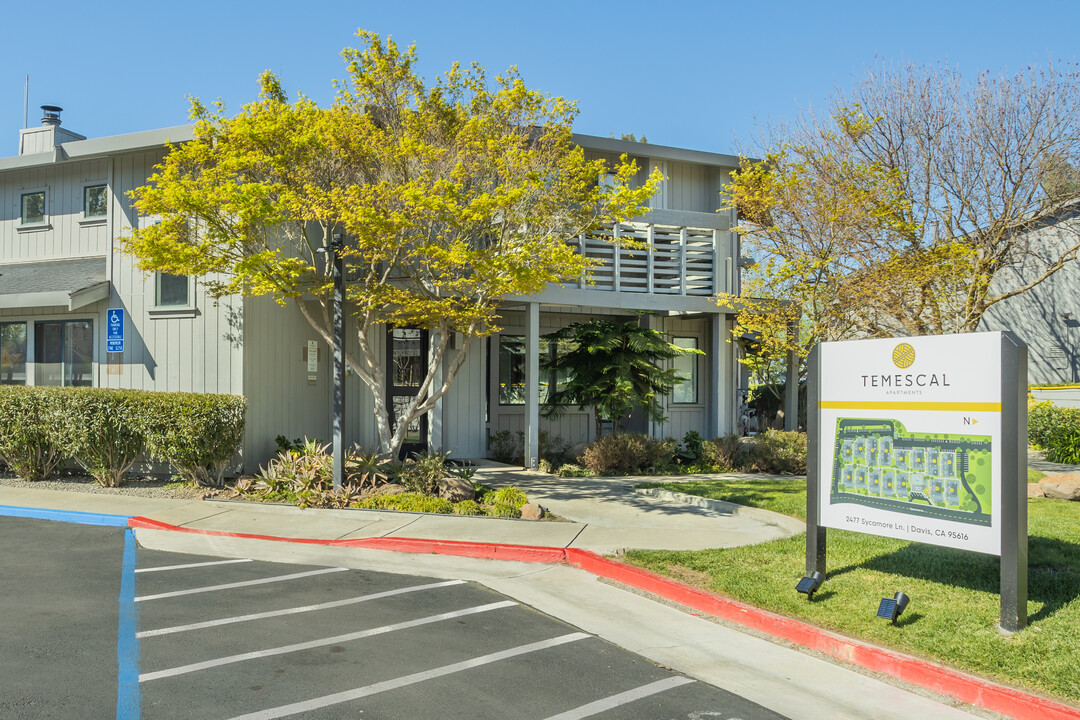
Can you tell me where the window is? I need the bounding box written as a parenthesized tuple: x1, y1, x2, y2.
(498, 335, 575, 405)
(83, 185, 108, 219)
(0, 322, 27, 385)
(671, 337, 699, 404)
(155, 272, 190, 307)
(34, 320, 93, 387)
(21, 191, 45, 225)
(499, 335, 527, 405)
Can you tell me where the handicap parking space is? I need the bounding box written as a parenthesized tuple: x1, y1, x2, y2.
(2, 514, 789, 719)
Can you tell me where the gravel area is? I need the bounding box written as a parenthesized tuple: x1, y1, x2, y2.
(0, 471, 211, 501)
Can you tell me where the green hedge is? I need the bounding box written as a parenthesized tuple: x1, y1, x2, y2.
(1029, 399, 1080, 464)
(0, 386, 245, 487)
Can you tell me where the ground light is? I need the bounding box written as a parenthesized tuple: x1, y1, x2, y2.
(877, 592, 910, 624)
(795, 571, 824, 600)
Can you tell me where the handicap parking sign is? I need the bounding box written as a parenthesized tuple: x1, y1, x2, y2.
(107, 308, 124, 353)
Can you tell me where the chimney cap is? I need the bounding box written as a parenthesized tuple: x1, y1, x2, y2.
(40, 105, 63, 126)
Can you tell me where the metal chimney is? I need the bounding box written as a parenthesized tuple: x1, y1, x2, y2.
(40, 105, 62, 126)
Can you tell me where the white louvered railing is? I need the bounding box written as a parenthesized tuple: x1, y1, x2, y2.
(564, 222, 722, 296)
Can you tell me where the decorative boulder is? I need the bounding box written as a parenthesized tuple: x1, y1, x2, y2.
(376, 483, 407, 496)
(1039, 473, 1080, 501)
(438, 476, 475, 503)
(1027, 483, 1046, 498)
(519, 503, 545, 520)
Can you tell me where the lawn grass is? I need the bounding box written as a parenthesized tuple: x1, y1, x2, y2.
(1029, 469, 1046, 483)
(627, 477, 1080, 705)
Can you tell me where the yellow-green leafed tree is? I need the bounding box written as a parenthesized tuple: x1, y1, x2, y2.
(126, 30, 658, 458)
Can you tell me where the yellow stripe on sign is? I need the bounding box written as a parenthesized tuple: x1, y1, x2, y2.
(820, 400, 1001, 412)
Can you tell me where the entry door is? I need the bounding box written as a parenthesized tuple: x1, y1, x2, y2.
(386, 328, 429, 458)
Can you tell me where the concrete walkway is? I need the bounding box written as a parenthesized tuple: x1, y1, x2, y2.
(1028, 449, 1080, 475)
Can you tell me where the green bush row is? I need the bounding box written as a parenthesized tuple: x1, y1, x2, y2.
(571, 429, 808, 476)
(0, 386, 245, 487)
(1029, 399, 1080, 464)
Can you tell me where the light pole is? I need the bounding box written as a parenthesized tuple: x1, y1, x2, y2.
(331, 233, 346, 490)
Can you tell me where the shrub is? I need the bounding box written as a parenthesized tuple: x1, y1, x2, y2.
(59, 388, 147, 487)
(579, 432, 675, 474)
(353, 493, 454, 514)
(0, 386, 66, 480)
(452, 500, 483, 515)
(1028, 399, 1059, 449)
(556, 463, 591, 477)
(702, 435, 743, 471)
(488, 430, 522, 465)
(140, 392, 246, 488)
(745, 429, 807, 474)
(1034, 403, 1080, 464)
(396, 450, 449, 495)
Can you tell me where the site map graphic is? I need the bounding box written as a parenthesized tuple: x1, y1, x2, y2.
(831, 418, 992, 526)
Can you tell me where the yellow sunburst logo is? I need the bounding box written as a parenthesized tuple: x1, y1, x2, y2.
(892, 342, 916, 369)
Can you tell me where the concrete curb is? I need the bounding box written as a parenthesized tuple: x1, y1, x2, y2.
(631, 487, 807, 536)
(126, 514, 1079, 720)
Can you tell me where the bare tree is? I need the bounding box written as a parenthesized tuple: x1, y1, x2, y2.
(728, 60, 1080, 360)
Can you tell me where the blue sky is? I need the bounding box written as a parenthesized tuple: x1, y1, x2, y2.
(3, 0, 1078, 156)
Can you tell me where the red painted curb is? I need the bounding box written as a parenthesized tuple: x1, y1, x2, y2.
(128, 515, 1080, 720)
(564, 549, 1080, 720)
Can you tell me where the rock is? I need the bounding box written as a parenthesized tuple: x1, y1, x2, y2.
(438, 476, 475, 502)
(1039, 473, 1080, 501)
(376, 483, 407, 496)
(1027, 483, 1046, 498)
(519, 502, 545, 520)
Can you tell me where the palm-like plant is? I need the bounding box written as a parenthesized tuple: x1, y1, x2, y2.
(541, 319, 702, 440)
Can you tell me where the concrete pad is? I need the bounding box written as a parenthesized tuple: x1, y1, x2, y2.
(569, 524, 787, 554)
(377, 513, 585, 547)
(0, 486, 196, 517)
(171, 505, 389, 540)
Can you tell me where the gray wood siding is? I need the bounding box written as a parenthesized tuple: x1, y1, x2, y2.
(979, 218, 1080, 385)
(440, 338, 486, 458)
(241, 295, 387, 469)
(666, 162, 729, 213)
(1, 158, 110, 261)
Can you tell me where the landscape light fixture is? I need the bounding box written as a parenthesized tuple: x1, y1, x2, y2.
(795, 571, 824, 600)
(876, 592, 910, 624)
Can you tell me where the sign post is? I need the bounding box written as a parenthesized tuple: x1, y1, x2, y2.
(106, 308, 125, 354)
(807, 332, 1027, 631)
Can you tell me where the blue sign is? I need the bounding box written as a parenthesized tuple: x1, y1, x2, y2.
(106, 308, 125, 353)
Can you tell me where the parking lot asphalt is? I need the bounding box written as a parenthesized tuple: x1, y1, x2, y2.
(2, 515, 790, 720)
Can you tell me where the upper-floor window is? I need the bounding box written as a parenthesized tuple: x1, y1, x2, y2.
(84, 185, 108, 219)
(21, 191, 45, 225)
(156, 272, 191, 308)
(671, 337, 699, 404)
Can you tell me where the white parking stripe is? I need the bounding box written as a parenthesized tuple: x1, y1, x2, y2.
(135, 558, 253, 574)
(136, 580, 465, 638)
(139, 600, 518, 682)
(226, 632, 590, 720)
(135, 567, 347, 602)
(542, 676, 696, 719)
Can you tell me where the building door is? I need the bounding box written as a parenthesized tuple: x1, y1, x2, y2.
(386, 328, 428, 458)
